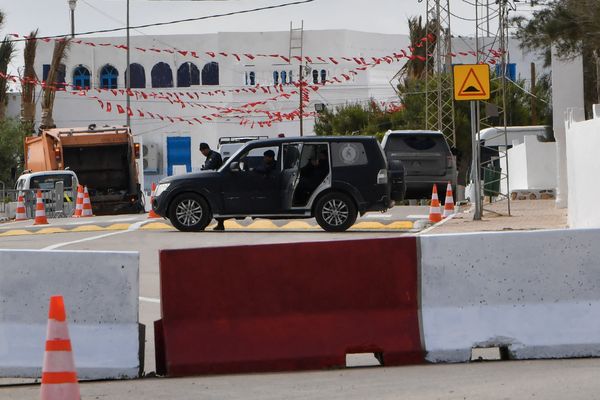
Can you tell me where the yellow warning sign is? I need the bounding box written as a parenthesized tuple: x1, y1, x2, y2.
(453, 64, 490, 101)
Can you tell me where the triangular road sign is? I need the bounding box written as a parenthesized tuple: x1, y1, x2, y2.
(453, 64, 490, 101)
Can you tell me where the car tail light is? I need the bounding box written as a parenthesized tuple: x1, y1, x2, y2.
(377, 169, 388, 184)
(134, 143, 141, 159)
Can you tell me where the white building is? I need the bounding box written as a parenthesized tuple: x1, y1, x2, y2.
(6, 29, 544, 190)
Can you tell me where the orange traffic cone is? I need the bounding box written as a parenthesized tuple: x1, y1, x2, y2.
(148, 182, 160, 219)
(15, 193, 27, 221)
(429, 184, 442, 223)
(81, 186, 94, 217)
(34, 190, 49, 225)
(443, 182, 455, 218)
(40, 296, 80, 400)
(72, 185, 84, 218)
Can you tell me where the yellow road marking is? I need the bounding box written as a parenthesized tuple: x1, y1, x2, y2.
(140, 222, 173, 230)
(70, 225, 105, 232)
(245, 220, 280, 230)
(280, 221, 314, 230)
(104, 223, 133, 231)
(0, 229, 34, 237)
(35, 227, 68, 235)
(385, 221, 414, 229)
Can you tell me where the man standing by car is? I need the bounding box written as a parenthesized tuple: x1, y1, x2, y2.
(199, 143, 223, 171)
(199, 142, 225, 231)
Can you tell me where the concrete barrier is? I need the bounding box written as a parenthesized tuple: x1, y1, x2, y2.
(420, 229, 600, 362)
(0, 249, 142, 380)
(155, 238, 423, 376)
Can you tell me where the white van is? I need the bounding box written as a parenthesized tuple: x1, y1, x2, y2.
(15, 170, 79, 191)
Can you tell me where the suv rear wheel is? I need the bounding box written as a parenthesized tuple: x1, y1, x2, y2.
(169, 193, 211, 232)
(315, 192, 357, 232)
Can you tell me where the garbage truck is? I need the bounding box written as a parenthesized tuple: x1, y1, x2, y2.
(24, 125, 144, 214)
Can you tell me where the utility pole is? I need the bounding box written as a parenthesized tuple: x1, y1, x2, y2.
(530, 62, 537, 125)
(126, 0, 131, 128)
(68, 0, 77, 38)
(299, 64, 304, 136)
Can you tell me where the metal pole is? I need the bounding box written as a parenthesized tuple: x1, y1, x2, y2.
(500, 0, 511, 216)
(299, 64, 304, 136)
(471, 101, 482, 220)
(70, 9, 75, 38)
(126, 0, 131, 128)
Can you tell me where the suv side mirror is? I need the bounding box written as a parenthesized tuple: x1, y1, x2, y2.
(230, 161, 240, 172)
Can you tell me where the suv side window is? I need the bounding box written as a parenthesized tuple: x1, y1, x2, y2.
(331, 142, 368, 167)
(238, 145, 280, 172)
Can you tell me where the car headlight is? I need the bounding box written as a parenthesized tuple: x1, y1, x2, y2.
(154, 183, 171, 198)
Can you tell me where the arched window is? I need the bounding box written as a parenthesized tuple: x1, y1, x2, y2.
(151, 62, 173, 88)
(43, 63, 67, 90)
(320, 69, 327, 84)
(272, 71, 279, 85)
(280, 71, 287, 84)
(312, 69, 319, 84)
(177, 62, 200, 87)
(100, 64, 118, 89)
(201, 62, 219, 85)
(72, 65, 90, 89)
(248, 71, 256, 86)
(126, 63, 146, 88)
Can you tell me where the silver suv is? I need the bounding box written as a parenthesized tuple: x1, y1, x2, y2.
(381, 130, 457, 200)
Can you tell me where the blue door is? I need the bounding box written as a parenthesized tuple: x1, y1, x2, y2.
(167, 136, 192, 176)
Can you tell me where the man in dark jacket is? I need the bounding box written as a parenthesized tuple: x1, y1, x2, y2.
(200, 143, 223, 171)
(199, 143, 225, 231)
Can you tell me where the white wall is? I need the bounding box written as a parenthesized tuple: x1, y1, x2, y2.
(565, 107, 600, 228)
(552, 48, 585, 208)
(507, 135, 557, 191)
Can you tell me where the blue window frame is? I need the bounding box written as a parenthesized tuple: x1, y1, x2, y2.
(320, 69, 327, 84)
(100, 65, 118, 89)
(247, 71, 256, 86)
(280, 71, 287, 84)
(273, 71, 279, 85)
(43, 63, 67, 89)
(73, 65, 91, 89)
(312, 69, 319, 84)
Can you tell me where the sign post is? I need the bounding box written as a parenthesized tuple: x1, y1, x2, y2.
(453, 64, 490, 220)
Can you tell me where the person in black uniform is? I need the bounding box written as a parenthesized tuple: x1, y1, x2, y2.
(199, 143, 223, 171)
(254, 150, 277, 175)
(199, 143, 225, 231)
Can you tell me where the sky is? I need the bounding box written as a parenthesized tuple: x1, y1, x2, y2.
(1, 0, 543, 74)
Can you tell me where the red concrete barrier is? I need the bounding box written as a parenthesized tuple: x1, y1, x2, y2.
(154, 237, 423, 376)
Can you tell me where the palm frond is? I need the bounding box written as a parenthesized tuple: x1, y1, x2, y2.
(41, 37, 70, 129)
(21, 29, 39, 129)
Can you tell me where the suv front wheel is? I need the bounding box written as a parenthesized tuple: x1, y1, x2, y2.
(168, 193, 212, 232)
(315, 192, 357, 232)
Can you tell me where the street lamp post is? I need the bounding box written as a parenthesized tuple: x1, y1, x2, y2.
(126, 0, 131, 127)
(68, 0, 77, 38)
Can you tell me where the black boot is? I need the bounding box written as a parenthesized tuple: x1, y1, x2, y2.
(214, 219, 225, 231)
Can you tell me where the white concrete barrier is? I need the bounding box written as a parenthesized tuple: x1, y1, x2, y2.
(0, 250, 141, 379)
(420, 229, 600, 362)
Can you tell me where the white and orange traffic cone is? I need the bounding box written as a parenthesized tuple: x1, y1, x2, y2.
(15, 193, 27, 221)
(40, 295, 80, 400)
(72, 185, 84, 218)
(33, 190, 49, 225)
(148, 182, 160, 219)
(429, 184, 442, 223)
(81, 186, 94, 217)
(443, 182, 455, 218)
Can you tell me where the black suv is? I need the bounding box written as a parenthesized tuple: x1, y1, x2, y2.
(381, 130, 457, 200)
(152, 136, 403, 232)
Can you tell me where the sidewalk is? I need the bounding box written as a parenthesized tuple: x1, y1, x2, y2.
(426, 199, 568, 234)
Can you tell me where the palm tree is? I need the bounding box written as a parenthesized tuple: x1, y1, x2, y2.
(400, 16, 437, 81)
(21, 30, 38, 132)
(40, 38, 70, 130)
(0, 37, 15, 121)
